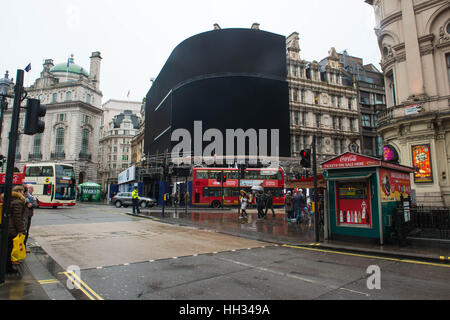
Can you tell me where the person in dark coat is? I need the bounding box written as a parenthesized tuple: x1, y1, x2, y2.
(23, 184, 38, 248)
(256, 192, 265, 218)
(284, 191, 294, 220)
(293, 191, 304, 222)
(4, 185, 27, 274)
(264, 191, 275, 218)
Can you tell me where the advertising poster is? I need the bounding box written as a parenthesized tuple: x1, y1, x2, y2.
(379, 168, 411, 202)
(336, 182, 371, 227)
(412, 144, 433, 183)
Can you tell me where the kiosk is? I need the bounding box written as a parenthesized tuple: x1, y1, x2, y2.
(321, 152, 413, 245)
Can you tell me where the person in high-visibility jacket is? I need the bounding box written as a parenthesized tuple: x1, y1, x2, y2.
(132, 186, 140, 215)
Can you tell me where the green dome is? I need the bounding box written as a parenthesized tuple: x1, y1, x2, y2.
(50, 57, 89, 77)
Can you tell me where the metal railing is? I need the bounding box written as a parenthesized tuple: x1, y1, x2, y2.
(394, 207, 450, 240)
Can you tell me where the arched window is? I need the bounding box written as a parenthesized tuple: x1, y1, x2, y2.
(66, 91, 72, 101)
(55, 127, 65, 154)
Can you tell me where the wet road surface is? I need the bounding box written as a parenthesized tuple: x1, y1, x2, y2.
(23, 203, 450, 300)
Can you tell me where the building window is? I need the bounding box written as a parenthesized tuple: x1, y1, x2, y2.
(33, 134, 41, 155)
(303, 136, 307, 149)
(350, 118, 355, 132)
(337, 96, 342, 108)
(55, 127, 65, 154)
(348, 98, 352, 110)
(295, 137, 300, 152)
(446, 53, 450, 86)
(331, 95, 335, 107)
(57, 113, 66, 122)
(299, 66, 304, 78)
(86, 94, 91, 104)
(317, 137, 322, 152)
(52, 93, 57, 103)
(294, 112, 299, 125)
(66, 91, 72, 101)
(339, 117, 343, 130)
(387, 71, 397, 106)
(124, 130, 130, 135)
(334, 139, 339, 154)
(340, 139, 345, 153)
(316, 114, 321, 128)
(361, 114, 371, 128)
(82, 114, 90, 124)
(314, 92, 319, 104)
(291, 65, 297, 77)
(81, 129, 89, 153)
(332, 117, 337, 129)
(301, 90, 305, 103)
(302, 112, 306, 126)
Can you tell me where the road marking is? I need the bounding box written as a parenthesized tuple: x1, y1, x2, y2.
(63, 271, 104, 301)
(282, 244, 450, 268)
(340, 287, 370, 297)
(38, 279, 59, 285)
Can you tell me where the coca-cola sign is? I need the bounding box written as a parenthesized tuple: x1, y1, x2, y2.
(340, 154, 357, 163)
(322, 153, 380, 169)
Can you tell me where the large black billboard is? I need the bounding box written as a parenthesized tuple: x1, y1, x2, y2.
(145, 28, 290, 159)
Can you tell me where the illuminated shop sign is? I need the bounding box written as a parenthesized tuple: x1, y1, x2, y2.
(412, 144, 433, 183)
(383, 145, 399, 163)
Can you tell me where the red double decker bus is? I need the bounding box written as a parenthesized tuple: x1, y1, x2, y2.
(192, 167, 285, 208)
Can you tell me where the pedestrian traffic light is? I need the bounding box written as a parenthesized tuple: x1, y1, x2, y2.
(24, 98, 46, 135)
(300, 149, 311, 168)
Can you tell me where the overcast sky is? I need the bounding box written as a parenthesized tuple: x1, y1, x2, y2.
(2, 0, 380, 103)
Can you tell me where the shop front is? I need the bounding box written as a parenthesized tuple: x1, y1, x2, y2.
(321, 152, 413, 245)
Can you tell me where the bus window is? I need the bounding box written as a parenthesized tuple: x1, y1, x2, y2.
(231, 171, 239, 179)
(224, 188, 239, 197)
(203, 187, 221, 197)
(209, 170, 222, 180)
(41, 166, 53, 176)
(196, 170, 209, 180)
(224, 171, 233, 180)
(245, 171, 259, 179)
(25, 166, 41, 177)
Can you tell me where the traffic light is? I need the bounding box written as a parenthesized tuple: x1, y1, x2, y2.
(300, 149, 311, 168)
(216, 173, 227, 183)
(24, 98, 46, 135)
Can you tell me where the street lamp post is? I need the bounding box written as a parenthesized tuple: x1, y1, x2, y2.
(0, 69, 25, 284)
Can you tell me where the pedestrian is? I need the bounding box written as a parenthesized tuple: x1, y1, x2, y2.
(256, 192, 265, 218)
(284, 191, 294, 221)
(184, 191, 190, 207)
(23, 184, 38, 249)
(239, 190, 249, 218)
(4, 185, 27, 275)
(264, 191, 275, 218)
(293, 190, 304, 222)
(131, 186, 140, 215)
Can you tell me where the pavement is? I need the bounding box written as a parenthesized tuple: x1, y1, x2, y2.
(1, 204, 449, 300)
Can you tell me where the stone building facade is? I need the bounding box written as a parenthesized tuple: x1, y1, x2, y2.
(287, 32, 361, 166)
(366, 0, 450, 206)
(0, 52, 103, 184)
(98, 100, 142, 189)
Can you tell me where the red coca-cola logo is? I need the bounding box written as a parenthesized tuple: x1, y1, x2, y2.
(340, 155, 357, 163)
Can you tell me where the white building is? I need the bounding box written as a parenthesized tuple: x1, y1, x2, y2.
(1, 52, 103, 183)
(98, 100, 142, 189)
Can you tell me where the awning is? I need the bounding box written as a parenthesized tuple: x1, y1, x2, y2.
(325, 173, 373, 181)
